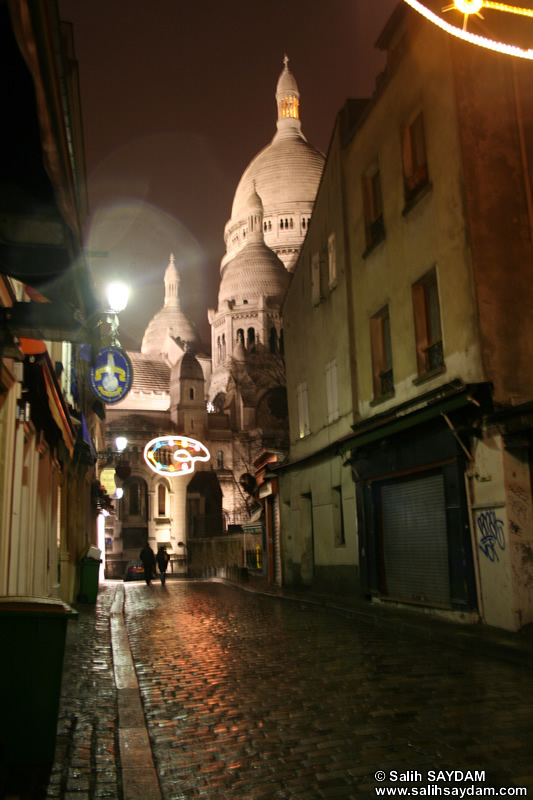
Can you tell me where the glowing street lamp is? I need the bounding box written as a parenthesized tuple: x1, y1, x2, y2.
(115, 436, 128, 453)
(106, 282, 130, 314)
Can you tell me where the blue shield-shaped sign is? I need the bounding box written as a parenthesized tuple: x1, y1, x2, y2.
(89, 346, 133, 405)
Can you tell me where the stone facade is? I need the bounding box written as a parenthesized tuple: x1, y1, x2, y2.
(102, 59, 325, 579)
(279, 4, 533, 630)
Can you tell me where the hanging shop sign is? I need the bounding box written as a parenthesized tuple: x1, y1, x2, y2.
(144, 435, 210, 477)
(99, 468, 117, 496)
(89, 346, 133, 405)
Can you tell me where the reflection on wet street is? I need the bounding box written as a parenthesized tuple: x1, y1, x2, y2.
(124, 581, 533, 799)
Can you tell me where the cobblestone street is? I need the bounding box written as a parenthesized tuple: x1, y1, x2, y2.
(123, 581, 533, 800)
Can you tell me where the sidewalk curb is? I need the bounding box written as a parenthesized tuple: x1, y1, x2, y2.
(214, 578, 533, 670)
(110, 585, 162, 800)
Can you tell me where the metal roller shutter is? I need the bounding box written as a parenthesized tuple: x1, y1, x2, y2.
(272, 495, 282, 586)
(381, 472, 450, 605)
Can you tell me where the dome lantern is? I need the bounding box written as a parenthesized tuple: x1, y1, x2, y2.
(276, 55, 301, 136)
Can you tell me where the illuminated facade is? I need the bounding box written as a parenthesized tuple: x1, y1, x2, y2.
(280, 2, 533, 630)
(102, 58, 325, 581)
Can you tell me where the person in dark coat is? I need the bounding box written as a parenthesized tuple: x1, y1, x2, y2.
(139, 543, 156, 585)
(156, 545, 170, 586)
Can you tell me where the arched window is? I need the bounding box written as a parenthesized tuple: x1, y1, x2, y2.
(157, 484, 166, 517)
(189, 387, 194, 400)
(269, 327, 277, 354)
(123, 478, 148, 523)
(247, 327, 255, 352)
(217, 450, 224, 469)
(237, 329, 244, 345)
(217, 336, 221, 363)
(222, 333, 226, 359)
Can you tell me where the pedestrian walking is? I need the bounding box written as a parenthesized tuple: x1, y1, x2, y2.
(156, 545, 170, 586)
(139, 542, 156, 585)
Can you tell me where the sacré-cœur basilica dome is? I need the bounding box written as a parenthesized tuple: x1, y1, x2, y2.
(223, 55, 325, 274)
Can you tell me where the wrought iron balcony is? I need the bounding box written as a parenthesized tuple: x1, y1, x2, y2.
(379, 369, 394, 396)
(424, 340, 444, 372)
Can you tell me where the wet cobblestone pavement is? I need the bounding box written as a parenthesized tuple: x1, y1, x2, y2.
(123, 581, 533, 800)
(2, 579, 533, 800)
(49, 583, 121, 800)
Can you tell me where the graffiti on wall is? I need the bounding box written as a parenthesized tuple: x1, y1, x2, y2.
(476, 510, 506, 562)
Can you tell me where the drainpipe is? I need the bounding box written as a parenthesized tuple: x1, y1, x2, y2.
(512, 61, 533, 241)
(464, 471, 485, 623)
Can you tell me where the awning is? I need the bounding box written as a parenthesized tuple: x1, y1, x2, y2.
(243, 506, 263, 533)
(21, 343, 75, 456)
(338, 382, 490, 455)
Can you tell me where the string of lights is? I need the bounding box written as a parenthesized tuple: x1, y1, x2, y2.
(403, 0, 533, 58)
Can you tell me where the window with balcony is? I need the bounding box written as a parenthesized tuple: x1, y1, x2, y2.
(412, 269, 444, 379)
(370, 306, 394, 399)
(363, 168, 385, 250)
(402, 112, 429, 204)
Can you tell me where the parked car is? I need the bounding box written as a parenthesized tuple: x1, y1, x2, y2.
(124, 560, 144, 581)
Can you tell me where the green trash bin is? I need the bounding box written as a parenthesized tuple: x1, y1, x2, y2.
(78, 557, 102, 603)
(0, 596, 78, 765)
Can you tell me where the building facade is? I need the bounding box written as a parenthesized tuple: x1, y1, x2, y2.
(279, 102, 368, 594)
(102, 59, 325, 582)
(279, 3, 533, 631)
(0, 2, 103, 604)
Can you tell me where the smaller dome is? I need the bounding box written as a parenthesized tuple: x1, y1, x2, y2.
(218, 240, 290, 309)
(175, 350, 204, 382)
(141, 254, 201, 357)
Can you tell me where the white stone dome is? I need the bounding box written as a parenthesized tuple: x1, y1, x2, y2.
(218, 189, 290, 308)
(141, 254, 201, 357)
(218, 240, 290, 309)
(223, 57, 325, 273)
(230, 137, 325, 226)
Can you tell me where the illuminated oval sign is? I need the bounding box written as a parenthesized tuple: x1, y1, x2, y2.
(144, 435, 210, 476)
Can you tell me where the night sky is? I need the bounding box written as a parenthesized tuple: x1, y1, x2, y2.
(58, 0, 399, 349)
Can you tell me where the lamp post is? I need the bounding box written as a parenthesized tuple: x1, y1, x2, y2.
(103, 281, 130, 348)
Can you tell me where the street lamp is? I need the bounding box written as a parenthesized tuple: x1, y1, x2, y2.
(103, 282, 130, 348)
(115, 436, 128, 453)
(96, 436, 129, 464)
(107, 282, 130, 314)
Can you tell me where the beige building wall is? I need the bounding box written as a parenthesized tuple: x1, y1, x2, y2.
(339, 6, 533, 630)
(280, 113, 362, 592)
(344, 25, 482, 420)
